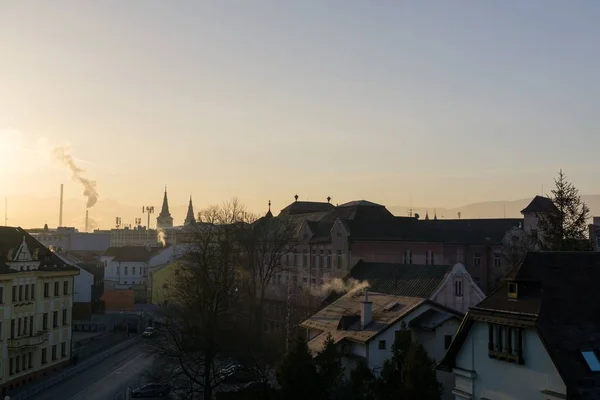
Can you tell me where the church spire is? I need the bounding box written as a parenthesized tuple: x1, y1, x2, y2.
(184, 195, 196, 225)
(156, 186, 174, 229)
(425, 209, 430, 220)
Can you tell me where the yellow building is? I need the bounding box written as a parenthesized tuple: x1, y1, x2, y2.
(150, 261, 179, 305)
(0, 227, 79, 396)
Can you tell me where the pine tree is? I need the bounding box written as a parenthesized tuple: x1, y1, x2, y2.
(374, 329, 412, 399)
(314, 333, 344, 397)
(537, 170, 591, 251)
(276, 338, 320, 400)
(401, 342, 443, 400)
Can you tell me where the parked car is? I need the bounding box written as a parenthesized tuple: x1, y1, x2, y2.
(131, 383, 170, 397)
(142, 326, 157, 337)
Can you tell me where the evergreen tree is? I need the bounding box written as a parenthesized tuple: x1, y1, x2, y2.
(401, 342, 443, 400)
(314, 333, 344, 397)
(374, 329, 412, 399)
(537, 170, 591, 251)
(276, 338, 320, 400)
(340, 360, 376, 400)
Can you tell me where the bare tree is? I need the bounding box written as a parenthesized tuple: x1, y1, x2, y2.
(237, 215, 299, 349)
(149, 200, 248, 400)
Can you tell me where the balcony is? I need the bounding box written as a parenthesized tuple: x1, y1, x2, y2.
(8, 331, 49, 350)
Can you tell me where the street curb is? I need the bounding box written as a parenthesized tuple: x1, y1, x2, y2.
(12, 336, 141, 400)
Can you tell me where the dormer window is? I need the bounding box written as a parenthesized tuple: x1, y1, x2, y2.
(507, 283, 518, 299)
(581, 350, 600, 372)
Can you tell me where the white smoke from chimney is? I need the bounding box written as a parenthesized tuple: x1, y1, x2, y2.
(309, 277, 369, 297)
(52, 146, 98, 208)
(158, 230, 167, 247)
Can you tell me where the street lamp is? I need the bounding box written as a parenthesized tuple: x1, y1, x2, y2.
(143, 206, 155, 229)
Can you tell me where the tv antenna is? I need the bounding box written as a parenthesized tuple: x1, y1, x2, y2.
(143, 206, 155, 229)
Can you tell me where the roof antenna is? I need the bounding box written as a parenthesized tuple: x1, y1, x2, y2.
(327, 196, 331, 203)
(294, 194, 298, 202)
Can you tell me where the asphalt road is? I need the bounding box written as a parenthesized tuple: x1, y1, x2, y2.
(32, 341, 155, 400)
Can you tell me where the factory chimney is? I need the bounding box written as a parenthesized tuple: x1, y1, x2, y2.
(59, 184, 64, 227)
(85, 209, 89, 233)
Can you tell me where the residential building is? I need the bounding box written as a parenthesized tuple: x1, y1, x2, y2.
(589, 217, 600, 251)
(101, 245, 174, 289)
(520, 195, 558, 244)
(149, 262, 177, 305)
(301, 289, 463, 399)
(28, 225, 110, 252)
(438, 252, 600, 400)
(0, 227, 79, 396)
(344, 261, 485, 314)
(51, 250, 104, 320)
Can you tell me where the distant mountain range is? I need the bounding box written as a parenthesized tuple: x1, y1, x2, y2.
(6, 195, 600, 231)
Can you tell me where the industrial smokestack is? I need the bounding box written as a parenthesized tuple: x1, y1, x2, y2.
(59, 184, 64, 227)
(85, 209, 89, 233)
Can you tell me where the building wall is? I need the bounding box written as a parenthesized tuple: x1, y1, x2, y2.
(350, 241, 445, 266)
(102, 259, 148, 287)
(453, 321, 566, 399)
(0, 271, 76, 394)
(73, 267, 93, 303)
(430, 264, 485, 314)
(151, 263, 179, 305)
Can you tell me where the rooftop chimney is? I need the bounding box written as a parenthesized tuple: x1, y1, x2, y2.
(85, 209, 89, 233)
(361, 289, 372, 329)
(59, 184, 64, 227)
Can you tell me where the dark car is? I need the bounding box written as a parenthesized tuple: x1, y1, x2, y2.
(131, 383, 170, 398)
(142, 326, 157, 338)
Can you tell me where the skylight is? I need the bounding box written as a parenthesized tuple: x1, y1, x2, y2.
(581, 351, 600, 372)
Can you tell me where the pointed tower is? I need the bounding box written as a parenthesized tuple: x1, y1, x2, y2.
(425, 209, 430, 220)
(434, 208, 438, 221)
(156, 186, 174, 229)
(265, 200, 273, 218)
(184, 195, 196, 225)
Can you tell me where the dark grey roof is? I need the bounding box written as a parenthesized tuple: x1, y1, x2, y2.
(338, 200, 383, 208)
(0, 226, 78, 273)
(278, 201, 335, 217)
(350, 261, 452, 298)
(521, 195, 558, 214)
(439, 252, 600, 399)
(103, 246, 166, 262)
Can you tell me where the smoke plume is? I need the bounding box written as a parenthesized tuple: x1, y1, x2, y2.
(52, 146, 98, 208)
(309, 277, 369, 297)
(158, 230, 167, 247)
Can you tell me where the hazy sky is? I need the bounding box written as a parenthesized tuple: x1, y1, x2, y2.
(1, 1, 600, 222)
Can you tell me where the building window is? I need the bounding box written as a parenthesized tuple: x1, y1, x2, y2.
(54, 282, 59, 296)
(24, 317, 28, 336)
(302, 250, 307, 267)
(327, 250, 332, 268)
(285, 253, 290, 266)
(337, 250, 342, 269)
(63, 281, 69, 295)
(29, 316, 33, 334)
(132, 267, 136, 275)
(44, 283, 49, 297)
(302, 277, 307, 283)
(124, 267, 128, 276)
(403, 250, 412, 264)
(52, 345, 57, 361)
(10, 319, 15, 339)
(378, 340, 387, 350)
(9, 358, 13, 375)
(53, 311, 58, 328)
(493, 253, 502, 268)
(488, 324, 524, 364)
(473, 254, 481, 267)
(61, 342, 67, 357)
(12, 286, 16, 302)
(28, 352, 32, 368)
(455, 280, 463, 297)
(0, 286, 3, 303)
(425, 251, 435, 265)
(444, 335, 453, 350)
(43, 313, 48, 330)
(319, 250, 324, 267)
(581, 351, 600, 372)
(507, 282, 518, 299)
(312, 251, 317, 267)
(62, 309, 68, 326)
(18, 285, 23, 301)
(293, 250, 298, 266)
(41, 348, 47, 364)
(31, 283, 35, 299)
(25, 284, 29, 300)
(116, 266, 120, 275)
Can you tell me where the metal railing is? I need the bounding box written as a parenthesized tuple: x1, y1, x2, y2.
(10, 336, 141, 400)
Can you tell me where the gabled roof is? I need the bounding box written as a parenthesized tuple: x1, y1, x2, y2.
(0, 226, 77, 274)
(302, 290, 462, 355)
(102, 246, 167, 262)
(438, 252, 600, 399)
(349, 261, 452, 298)
(521, 195, 558, 214)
